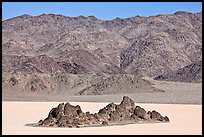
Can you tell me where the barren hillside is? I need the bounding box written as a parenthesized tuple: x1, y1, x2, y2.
(2, 11, 202, 95)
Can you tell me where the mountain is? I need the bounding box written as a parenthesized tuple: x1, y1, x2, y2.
(2, 11, 202, 95)
(154, 61, 202, 83)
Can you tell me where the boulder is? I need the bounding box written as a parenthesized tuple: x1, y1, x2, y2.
(64, 102, 80, 118)
(120, 96, 135, 112)
(109, 111, 121, 122)
(134, 106, 147, 119)
(102, 121, 109, 126)
(98, 102, 116, 114)
(130, 114, 139, 121)
(115, 104, 126, 112)
(48, 103, 65, 119)
(164, 116, 170, 122)
(148, 110, 166, 121)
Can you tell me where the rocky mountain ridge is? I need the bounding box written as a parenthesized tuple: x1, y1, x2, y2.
(2, 11, 202, 95)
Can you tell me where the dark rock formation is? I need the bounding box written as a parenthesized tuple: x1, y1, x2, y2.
(30, 96, 170, 128)
(134, 106, 148, 120)
(147, 110, 169, 122)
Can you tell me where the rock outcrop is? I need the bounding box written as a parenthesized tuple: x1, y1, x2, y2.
(28, 96, 170, 128)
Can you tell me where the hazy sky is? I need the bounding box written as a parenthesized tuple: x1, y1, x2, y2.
(2, 2, 202, 21)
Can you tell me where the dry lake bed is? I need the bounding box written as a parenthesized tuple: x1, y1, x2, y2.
(2, 101, 202, 135)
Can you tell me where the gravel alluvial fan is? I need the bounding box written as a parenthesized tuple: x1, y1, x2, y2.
(2, 11, 202, 95)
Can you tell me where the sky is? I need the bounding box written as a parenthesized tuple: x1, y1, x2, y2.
(2, 2, 202, 21)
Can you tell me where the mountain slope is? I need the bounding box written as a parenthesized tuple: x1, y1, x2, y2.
(2, 11, 202, 95)
(154, 61, 202, 83)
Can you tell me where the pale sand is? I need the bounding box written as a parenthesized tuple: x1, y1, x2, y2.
(2, 101, 202, 135)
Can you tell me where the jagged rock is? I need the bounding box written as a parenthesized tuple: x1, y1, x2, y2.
(48, 103, 65, 119)
(75, 105, 83, 115)
(109, 111, 121, 122)
(98, 112, 110, 123)
(41, 116, 56, 127)
(98, 102, 116, 114)
(84, 112, 97, 124)
(102, 121, 109, 126)
(147, 110, 169, 122)
(93, 113, 102, 122)
(38, 119, 43, 126)
(163, 116, 170, 122)
(64, 102, 81, 118)
(114, 96, 135, 121)
(56, 115, 68, 127)
(120, 96, 135, 112)
(32, 96, 170, 128)
(150, 110, 162, 121)
(130, 114, 140, 122)
(105, 102, 117, 112)
(134, 106, 147, 119)
(120, 110, 132, 121)
(115, 104, 126, 112)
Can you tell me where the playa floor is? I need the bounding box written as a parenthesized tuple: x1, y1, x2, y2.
(2, 101, 202, 135)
